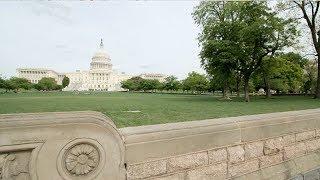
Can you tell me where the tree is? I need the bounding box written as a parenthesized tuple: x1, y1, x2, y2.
(37, 77, 58, 91)
(121, 76, 146, 91)
(121, 79, 135, 91)
(139, 79, 158, 92)
(182, 72, 209, 93)
(193, 1, 240, 99)
(149, 79, 162, 92)
(62, 76, 70, 88)
(193, 1, 298, 102)
(164, 76, 180, 92)
(292, 1, 320, 98)
(255, 53, 306, 97)
(0, 77, 5, 90)
(7, 77, 32, 92)
(303, 59, 318, 94)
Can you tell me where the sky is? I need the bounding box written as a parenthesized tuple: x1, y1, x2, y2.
(0, 1, 204, 79)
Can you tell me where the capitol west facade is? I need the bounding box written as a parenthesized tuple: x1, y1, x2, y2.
(17, 39, 166, 91)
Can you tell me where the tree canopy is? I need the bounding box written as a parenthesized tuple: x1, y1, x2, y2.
(62, 76, 70, 88)
(193, 1, 298, 101)
(182, 71, 209, 93)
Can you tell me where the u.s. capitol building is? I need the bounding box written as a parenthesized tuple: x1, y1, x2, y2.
(17, 39, 167, 91)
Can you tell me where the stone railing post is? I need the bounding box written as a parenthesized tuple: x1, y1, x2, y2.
(0, 111, 126, 180)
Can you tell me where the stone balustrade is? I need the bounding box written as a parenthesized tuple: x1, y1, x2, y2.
(1, 109, 320, 179)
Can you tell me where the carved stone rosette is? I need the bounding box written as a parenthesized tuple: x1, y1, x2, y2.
(57, 138, 105, 180)
(65, 144, 99, 176)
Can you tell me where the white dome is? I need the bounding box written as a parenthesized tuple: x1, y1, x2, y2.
(93, 49, 110, 59)
(92, 39, 111, 62)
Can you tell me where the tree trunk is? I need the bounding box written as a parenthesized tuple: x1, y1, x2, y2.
(295, 1, 320, 98)
(236, 81, 240, 97)
(222, 81, 229, 99)
(222, 87, 227, 98)
(316, 58, 320, 98)
(264, 77, 271, 98)
(244, 77, 250, 102)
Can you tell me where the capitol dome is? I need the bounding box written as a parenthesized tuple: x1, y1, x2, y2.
(92, 39, 111, 62)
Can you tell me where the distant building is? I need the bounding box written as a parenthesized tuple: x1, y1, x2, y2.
(17, 68, 64, 85)
(139, 73, 167, 82)
(17, 39, 131, 91)
(17, 39, 166, 91)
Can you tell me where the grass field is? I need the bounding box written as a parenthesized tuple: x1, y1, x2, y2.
(0, 92, 320, 127)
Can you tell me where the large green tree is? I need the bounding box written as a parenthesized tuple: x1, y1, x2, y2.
(193, 1, 298, 102)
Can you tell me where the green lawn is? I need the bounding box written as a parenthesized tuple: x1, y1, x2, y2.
(0, 92, 319, 127)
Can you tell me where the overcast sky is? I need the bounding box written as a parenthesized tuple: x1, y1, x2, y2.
(0, 1, 205, 79)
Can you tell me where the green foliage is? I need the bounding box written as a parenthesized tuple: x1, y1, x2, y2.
(37, 77, 59, 91)
(193, 1, 298, 101)
(121, 76, 143, 91)
(163, 76, 180, 91)
(303, 60, 318, 94)
(253, 53, 306, 95)
(121, 77, 162, 92)
(0, 77, 6, 89)
(7, 77, 32, 91)
(182, 72, 209, 93)
(139, 79, 161, 91)
(62, 76, 70, 88)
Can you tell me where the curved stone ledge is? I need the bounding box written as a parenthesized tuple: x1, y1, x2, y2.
(0, 111, 126, 180)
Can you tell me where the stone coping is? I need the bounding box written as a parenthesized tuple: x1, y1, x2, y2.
(120, 108, 320, 164)
(0, 111, 126, 179)
(0, 111, 117, 130)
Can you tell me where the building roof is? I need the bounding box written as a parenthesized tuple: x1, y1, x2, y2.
(92, 39, 111, 62)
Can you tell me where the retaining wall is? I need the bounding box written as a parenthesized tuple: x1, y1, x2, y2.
(1, 109, 320, 179)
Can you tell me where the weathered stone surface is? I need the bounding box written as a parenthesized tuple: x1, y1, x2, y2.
(245, 141, 264, 159)
(305, 139, 320, 152)
(127, 160, 167, 179)
(284, 142, 307, 159)
(259, 153, 283, 168)
(0, 112, 126, 180)
(303, 169, 320, 180)
(186, 163, 227, 180)
(208, 148, 227, 164)
(283, 134, 295, 146)
(316, 129, 320, 138)
(264, 137, 284, 155)
(227, 145, 245, 164)
(228, 159, 259, 177)
(167, 152, 208, 172)
(151, 173, 185, 180)
(291, 174, 304, 180)
(296, 130, 315, 142)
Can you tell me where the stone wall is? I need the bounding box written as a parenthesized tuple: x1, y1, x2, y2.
(124, 129, 320, 179)
(121, 108, 320, 180)
(1, 109, 320, 179)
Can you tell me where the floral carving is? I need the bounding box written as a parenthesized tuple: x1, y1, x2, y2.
(65, 144, 100, 176)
